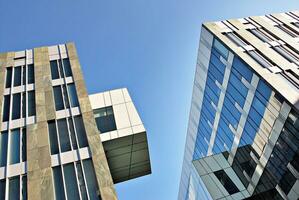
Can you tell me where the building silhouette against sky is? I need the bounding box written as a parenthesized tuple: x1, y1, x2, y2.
(179, 11, 299, 200)
(0, 43, 151, 200)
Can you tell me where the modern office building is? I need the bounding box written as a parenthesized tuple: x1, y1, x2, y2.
(0, 43, 151, 200)
(179, 11, 299, 200)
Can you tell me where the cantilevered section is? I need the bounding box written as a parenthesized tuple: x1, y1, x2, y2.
(89, 88, 151, 183)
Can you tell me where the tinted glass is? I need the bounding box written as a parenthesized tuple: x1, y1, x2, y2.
(64, 163, 80, 200)
(214, 170, 239, 195)
(57, 119, 71, 152)
(58, 60, 64, 78)
(68, 84, 79, 107)
(62, 85, 70, 109)
(76, 162, 88, 200)
(28, 91, 36, 116)
(48, 120, 59, 154)
(13, 66, 22, 87)
(94, 107, 117, 133)
(68, 118, 78, 150)
(53, 86, 64, 111)
(82, 159, 99, 200)
(22, 176, 27, 200)
(63, 58, 72, 77)
(22, 66, 26, 85)
(22, 93, 26, 118)
(50, 60, 60, 79)
(9, 129, 20, 164)
(53, 166, 66, 200)
(22, 129, 26, 162)
(27, 64, 34, 84)
(3, 95, 11, 122)
(0, 179, 5, 200)
(12, 93, 21, 120)
(5, 67, 12, 88)
(0, 131, 8, 167)
(9, 176, 20, 200)
(74, 116, 88, 148)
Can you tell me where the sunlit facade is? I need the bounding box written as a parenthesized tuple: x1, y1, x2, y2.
(179, 11, 299, 200)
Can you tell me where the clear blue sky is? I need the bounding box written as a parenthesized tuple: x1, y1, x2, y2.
(1, 1, 299, 199)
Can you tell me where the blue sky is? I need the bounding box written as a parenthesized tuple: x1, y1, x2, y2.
(1, 1, 299, 199)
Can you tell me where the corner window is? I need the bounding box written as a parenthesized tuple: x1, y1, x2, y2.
(94, 106, 117, 133)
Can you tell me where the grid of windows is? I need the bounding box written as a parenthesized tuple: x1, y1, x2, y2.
(52, 159, 100, 200)
(2, 91, 36, 122)
(0, 128, 26, 167)
(48, 115, 88, 155)
(53, 83, 79, 111)
(50, 58, 72, 80)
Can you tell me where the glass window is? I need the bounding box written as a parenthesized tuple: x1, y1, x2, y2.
(3, 95, 11, 122)
(22, 129, 26, 162)
(225, 32, 247, 47)
(22, 66, 26, 85)
(27, 64, 34, 84)
(9, 129, 20, 164)
(14, 66, 22, 87)
(213, 39, 229, 59)
(64, 163, 80, 200)
(214, 170, 239, 195)
(82, 159, 99, 200)
(74, 116, 88, 148)
(6, 67, 12, 88)
(248, 50, 273, 69)
(232, 57, 253, 82)
(210, 53, 226, 75)
(53, 166, 66, 200)
(22, 93, 26, 118)
(208, 63, 224, 84)
(0, 131, 8, 167)
(68, 118, 78, 150)
(48, 120, 59, 154)
(12, 93, 21, 120)
(67, 84, 79, 107)
(76, 162, 88, 200)
(22, 176, 27, 200)
(58, 60, 64, 78)
(63, 58, 72, 77)
(50, 60, 60, 79)
(53, 86, 64, 111)
(62, 85, 70, 109)
(57, 119, 71, 152)
(9, 176, 20, 200)
(0, 179, 5, 200)
(94, 106, 117, 133)
(28, 91, 36, 116)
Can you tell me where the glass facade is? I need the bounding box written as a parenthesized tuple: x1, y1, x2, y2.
(180, 11, 299, 200)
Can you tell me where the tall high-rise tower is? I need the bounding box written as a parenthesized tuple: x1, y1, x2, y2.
(0, 43, 151, 200)
(179, 11, 299, 200)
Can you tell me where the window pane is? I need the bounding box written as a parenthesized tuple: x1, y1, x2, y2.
(12, 93, 21, 120)
(57, 119, 71, 152)
(22, 176, 27, 200)
(0, 179, 5, 200)
(6, 67, 12, 88)
(68, 118, 78, 150)
(62, 85, 70, 109)
(22, 66, 26, 85)
(63, 58, 72, 77)
(22, 128, 26, 162)
(50, 60, 60, 79)
(53, 166, 66, 200)
(68, 84, 79, 107)
(48, 120, 59, 154)
(9, 129, 20, 164)
(58, 60, 65, 78)
(74, 116, 88, 148)
(3, 95, 11, 122)
(28, 91, 36, 116)
(9, 176, 20, 200)
(214, 170, 239, 195)
(76, 162, 88, 200)
(22, 93, 26, 118)
(53, 86, 64, 111)
(82, 159, 99, 200)
(64, 163, 80, 200)
(0, 131, 8, 167)
(14, 66, 22, 87)
(94, 107, 117, 133)
(27, 64, 34, 84)
(213, 39, 228, 59)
